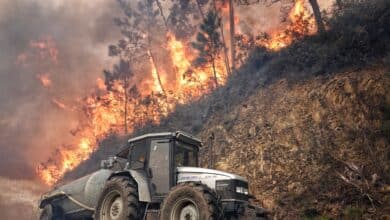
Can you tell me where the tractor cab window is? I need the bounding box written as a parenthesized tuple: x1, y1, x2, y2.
(174, 141, 198, 167)
(149, 139, 171, 195)
(129, 140, 147, 170)
(116, 147, 130, 159)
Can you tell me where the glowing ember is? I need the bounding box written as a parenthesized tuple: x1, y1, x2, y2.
(36, 73, 52, 87)
(16, 36, 59, 67)
(29, 36, 59, 64)
(51, 98, 66, 109)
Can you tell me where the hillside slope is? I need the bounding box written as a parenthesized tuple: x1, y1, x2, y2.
(199, 66, 389, 219)
(64, 1, 389, 218)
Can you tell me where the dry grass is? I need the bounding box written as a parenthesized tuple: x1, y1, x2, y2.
(199, 67, 389, 218)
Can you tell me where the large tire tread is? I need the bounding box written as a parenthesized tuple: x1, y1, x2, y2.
(95, 176, 141, 220)
(160, 182, 223, 220)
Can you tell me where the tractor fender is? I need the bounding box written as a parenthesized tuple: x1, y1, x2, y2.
(39, 191, 67, 208)
(108, 170, 151, 202)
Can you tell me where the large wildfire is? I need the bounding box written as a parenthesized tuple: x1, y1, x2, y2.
(35, 0, 316, 186)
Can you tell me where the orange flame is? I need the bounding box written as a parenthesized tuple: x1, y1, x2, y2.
(37, 0, 316, 185)
(148, 50, 165, 94)
(96, 77, 106, 91)
(37, 137, 96, 185)
(51, 98, 67, 109)
(167, 33, 227, 99)
(37, 32, 228, 185)
(259, 0, 316, 50)
(29, 36, 59, 64)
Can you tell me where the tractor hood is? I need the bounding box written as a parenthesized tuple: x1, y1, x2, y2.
(177, 167, 247, 189)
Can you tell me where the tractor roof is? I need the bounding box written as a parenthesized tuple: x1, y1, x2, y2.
(127, 131, 202, 147)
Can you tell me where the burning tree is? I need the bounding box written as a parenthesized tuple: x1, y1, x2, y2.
(104, 60, 132, 133)
(308, 0, 325, 33)
(167, 0, 203, 39)
(240, 0, 325, 33)
(105, 12, 148, 133)
(115, 0, 167, 96)
(168, 0, 231, 76)
(192, 10, 223, 87)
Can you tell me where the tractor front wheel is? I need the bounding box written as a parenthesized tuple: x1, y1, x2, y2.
(95, 176, 140, 220)
(160, 182, 223, 220)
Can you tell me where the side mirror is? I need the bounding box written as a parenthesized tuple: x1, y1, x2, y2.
(100, 156, 117, 169)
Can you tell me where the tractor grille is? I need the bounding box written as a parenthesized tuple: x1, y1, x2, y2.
(215, 179, 249, 201)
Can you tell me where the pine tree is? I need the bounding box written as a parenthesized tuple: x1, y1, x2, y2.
(114, 0, 167, 96)
(140, 0, 167, 96)
(105, 1, 147, 133)
(168, 0, 202, 39)
(104, 60, 133, 133)
(192, 10, 223, 87)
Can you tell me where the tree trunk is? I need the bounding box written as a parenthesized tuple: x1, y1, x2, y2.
(219, 19, 232, 76)
(209, 139, 214, 169)
(155, 0, 169, 31)
(123, 76, 128, 134)
(209, 0, 231, 76)
(308, 0, 326, 33)
(146, 9, 166, 96)
(211, 58, 218, 87)
(208, 133, 215, 169)
(229, 0, 236, 71)
(149, 48, 166, 95)
(195, 0, 205, 19)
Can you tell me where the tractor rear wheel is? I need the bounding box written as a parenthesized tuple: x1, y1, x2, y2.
(160, 182, 223, 220)
(95, 176, 140, 220)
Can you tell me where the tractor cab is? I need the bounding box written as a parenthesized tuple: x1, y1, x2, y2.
(115, 131, 201, 201)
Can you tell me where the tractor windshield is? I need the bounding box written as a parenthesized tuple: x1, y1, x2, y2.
(174, 141, 198, 167)
(116, 147, 129, 159)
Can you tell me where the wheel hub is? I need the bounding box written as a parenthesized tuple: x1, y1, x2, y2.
(109, 197, 123, 219)
(171, 198, 199, 220)
(180, 204, 198, 220)
(100, 190, 124, 220)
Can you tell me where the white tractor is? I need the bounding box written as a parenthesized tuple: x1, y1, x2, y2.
(39, 131, 268, 220)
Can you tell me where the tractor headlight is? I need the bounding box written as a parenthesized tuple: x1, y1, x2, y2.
(235, 186, 249, 195)
(216, 179, 249, 201)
